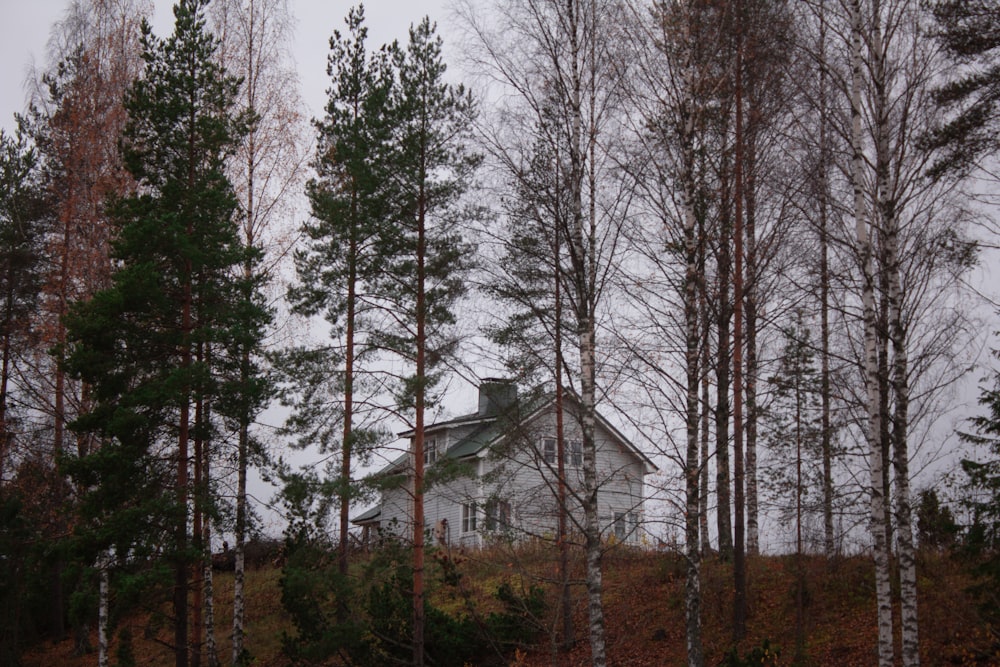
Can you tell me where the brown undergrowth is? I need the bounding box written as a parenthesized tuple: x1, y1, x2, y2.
(21, 544, 997, 666)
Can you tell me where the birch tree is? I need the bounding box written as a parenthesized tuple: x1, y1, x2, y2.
(26, 0, 149, 646)
(210, 1, 305, 662)
(459, 1, 633, 662)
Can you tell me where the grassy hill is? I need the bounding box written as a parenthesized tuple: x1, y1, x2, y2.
(20, 545, 998, 666)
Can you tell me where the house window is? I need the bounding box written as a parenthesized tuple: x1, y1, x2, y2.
(542, 438, 582, 466)
(424, 437, 438, 466)
(569, 440, 583, 467)
(484, 499, 512, 532)
(614, 512, 639, 542)
(462, 502, 477, 533)
(542, 438, 556, 465)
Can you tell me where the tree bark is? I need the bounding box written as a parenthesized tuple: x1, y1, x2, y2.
(871, 0, 918, 660)
(850, 1, 893, 663)
(731, 17, 747, 639)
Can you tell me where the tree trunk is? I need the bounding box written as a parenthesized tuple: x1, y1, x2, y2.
(818, 0, 835, 558)
(699, 213, 712, 559)
(98, 554, 109, 667)
(732, 24, 747, 639)
(871, 0, 918, 659)
(850, 1, 893, 663)
(412, 154, 428, 667)
(680, 16, 704, 661)
(554, 206, 574, 652)
(715, 157, 733, 562)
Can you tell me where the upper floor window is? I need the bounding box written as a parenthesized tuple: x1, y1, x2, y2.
(569, 440, 583, 467)
(424, 437, 438, 466)
(542, 437, 583, 467)
(542, 438, 556, 465)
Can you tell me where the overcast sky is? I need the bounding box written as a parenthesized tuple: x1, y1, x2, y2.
(0, 1, 455, 135)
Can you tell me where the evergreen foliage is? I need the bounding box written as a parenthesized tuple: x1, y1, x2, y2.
(61, 0, 258, 658)
(929, 0, 1000, 177)
(373, 16, 479, 400)
(0, 124, 49, 471)
(762, 312, 824, 530)
(958, 345, 1000, 622)
(279, 537, 544, 666)
(916, 488, 959, 551)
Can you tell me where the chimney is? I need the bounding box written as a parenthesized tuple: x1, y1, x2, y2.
(478, 378, 517, 416)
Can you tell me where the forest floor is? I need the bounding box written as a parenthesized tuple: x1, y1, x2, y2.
(20, 545, 999, 666)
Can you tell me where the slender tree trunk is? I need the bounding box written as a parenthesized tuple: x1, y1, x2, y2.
(555, 204, 574, 652)
(681, 22, 704, 662)
(192, 390, 204, 667)
(850, 2, 893, 663)
(795, 370, 805, 662)
(818, 0, 835, 558)
(715, 162, 733, 562)
(0, 289, 12, 481)
(871, 0, 918, 659)
(744, 129, 759, 560)
(204, 509, 218, 667)
(412, 159, 428, 667)
(176, 296, 191, 667)
(98, 553, 110, 667)
(731, 22, 747, 639)
(566, 2, 607, 664)
(699, 215, 712, 559)
(340, 186, 358, 589)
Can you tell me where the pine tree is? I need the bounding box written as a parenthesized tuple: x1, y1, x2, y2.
(929, 0, 1000, 178)
(958, 345, 1000, 624)
(0, 125, 48, 483)
(378, 19, 478, 665)
(63, 3, 252, 666)
(290, 4, 394, 589)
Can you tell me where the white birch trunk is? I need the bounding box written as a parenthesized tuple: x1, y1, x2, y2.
(850, 1, 894, 664)
(872, 0, 919, 659)
(663, 5, 704, 661)
(567, 2, 607, 664)
(233, 541, 245, 666)
(682, 77, 704, 667)
(98, 553, 109, 667)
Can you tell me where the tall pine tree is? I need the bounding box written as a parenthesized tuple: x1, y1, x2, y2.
(379, 19, 478, 665)
(63, 2, 254, 666)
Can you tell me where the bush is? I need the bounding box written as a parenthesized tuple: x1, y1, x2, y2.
(718, 639, 780, 667)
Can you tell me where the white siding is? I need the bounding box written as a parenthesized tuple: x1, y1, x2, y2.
(370, 403, 650, 546)
(481, 406, 648, 543)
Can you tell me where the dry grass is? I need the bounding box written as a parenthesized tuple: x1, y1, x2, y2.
(21, 545, 998, 667)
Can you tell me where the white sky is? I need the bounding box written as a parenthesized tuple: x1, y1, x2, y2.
(0, 1, 454, 135)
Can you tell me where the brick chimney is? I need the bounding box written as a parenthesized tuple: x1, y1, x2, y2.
(478, 378, 517, 416)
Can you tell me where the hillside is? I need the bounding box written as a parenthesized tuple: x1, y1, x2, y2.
(19, 546, 998, 666)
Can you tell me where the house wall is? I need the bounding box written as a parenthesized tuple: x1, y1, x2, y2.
(481, 406, 647, 544)
(369, 405, 649, 547)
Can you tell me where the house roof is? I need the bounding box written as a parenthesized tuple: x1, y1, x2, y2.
(352, 505, 381, 524)
(364, 387, 657, 480)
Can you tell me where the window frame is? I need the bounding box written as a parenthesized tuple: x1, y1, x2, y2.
(542, 437, 556, 465)
(542, 437, 583, 467)
(462, 501, 477, 533)
(484, 498, 512, 532)
(569, 440, 583, 467)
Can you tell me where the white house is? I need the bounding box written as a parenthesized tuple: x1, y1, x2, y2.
(352, 380, 657, 548)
